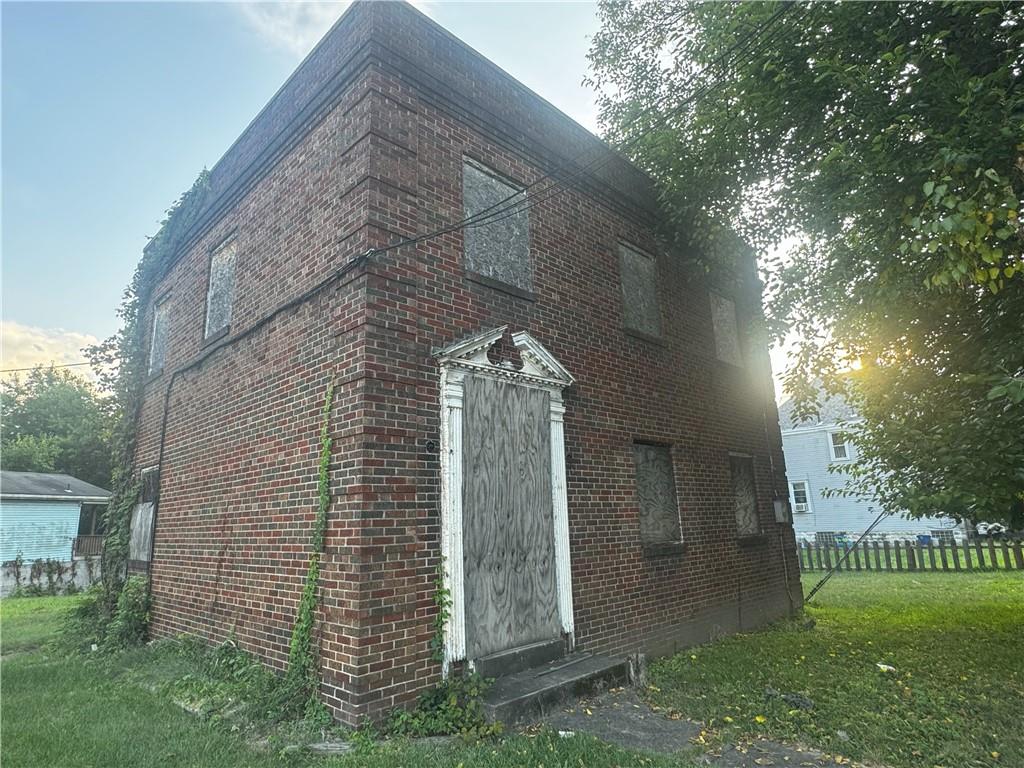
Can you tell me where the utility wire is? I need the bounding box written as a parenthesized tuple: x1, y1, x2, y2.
(0, 362, 94, 374)
(366, 0, 805, 260)
(5, 5, 805, 383)
(141, 1, 808, 588)
(803, 509, 892, 604)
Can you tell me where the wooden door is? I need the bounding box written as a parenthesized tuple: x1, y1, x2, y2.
(461, 373, 561, 660)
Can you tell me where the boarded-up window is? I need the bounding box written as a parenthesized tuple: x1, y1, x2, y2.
(710, 292, 742, 365)
(730, 455, 759, 536)
(204, 240, 238, 338)
(148, 298, 169, 376)
(462, 160, 531, 291)
(620, 244, 660, 337)
(633, 443, 681, 545)
(129, 467, 159, 562)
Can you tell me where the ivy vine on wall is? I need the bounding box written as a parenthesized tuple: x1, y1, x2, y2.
(87, 170, 211, 616)
(284, 379, 336, 717)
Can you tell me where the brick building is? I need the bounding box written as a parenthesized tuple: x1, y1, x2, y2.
(128, 1, 801, 725)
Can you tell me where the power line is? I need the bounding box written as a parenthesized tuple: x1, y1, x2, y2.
(6, 7, 802, 385)
(0, 362, 94, 374)
(368, 1, 806, 258)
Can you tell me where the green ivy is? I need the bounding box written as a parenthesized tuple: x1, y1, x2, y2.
(430, 556, 451, 663)
(87, 171, 211, 616)
(283, 380, 335, 719)
(386, 672, 502, 741)
(103, 575, 152, 649)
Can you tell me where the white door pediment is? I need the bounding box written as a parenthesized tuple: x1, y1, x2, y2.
(434, 325, 574, 389)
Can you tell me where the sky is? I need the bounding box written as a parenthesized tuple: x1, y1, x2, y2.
(1, 0, 602, 374)
(1, 1, 789, 392)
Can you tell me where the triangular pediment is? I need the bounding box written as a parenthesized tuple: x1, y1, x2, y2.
(434, 326, 574, 388)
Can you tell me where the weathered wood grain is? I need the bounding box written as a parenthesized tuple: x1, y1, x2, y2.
(632, 444, 681, 546)
(462, 374, 560, 660)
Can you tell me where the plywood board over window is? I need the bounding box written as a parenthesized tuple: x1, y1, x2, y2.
(619, 244, 661, 337)
(205, 239, 238, 338)
(633, 443, 682, 547)
(129, 466, 160, 563)
(462, 159, 532, 291)
(710, 292, 743, 366)
(730, 455, 760, 537)
(148, 298, 170, 376)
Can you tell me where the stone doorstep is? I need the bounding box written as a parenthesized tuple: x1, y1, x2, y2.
(482, 652, 629, 726)
(473, 637, 566, 679)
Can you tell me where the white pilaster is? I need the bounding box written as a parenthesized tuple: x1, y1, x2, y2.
(549, 392, 575, 645)
(439, 369, 467, 671)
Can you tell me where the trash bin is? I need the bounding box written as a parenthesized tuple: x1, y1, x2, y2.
(916, 534, 931, 545)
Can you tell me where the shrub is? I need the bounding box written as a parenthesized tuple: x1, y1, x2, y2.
(387, 673, 502, 740)
(103, 575, 150, 649)
(61, 584, 110, 650)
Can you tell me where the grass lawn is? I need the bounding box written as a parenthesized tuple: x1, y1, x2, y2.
(648, 572, 1023, 768)
(0, 594, 83, 654)
(2, 573, 1020, 767)
(0, 596, 687, 768)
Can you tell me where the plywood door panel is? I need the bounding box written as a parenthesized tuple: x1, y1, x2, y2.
(462, 374, 560, 659)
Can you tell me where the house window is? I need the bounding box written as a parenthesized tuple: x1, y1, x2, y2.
(148, 298, 169, 376)
(204, 239, 238, 338)
(619, 244, 661, 337)
(730, 455, 760, 537)
(632, 443, 682, 547)
(462, 159, 531, 291)
(829, 431, 851, 461)
(710, 292, 742, 366)
(790, 480, 811, 514)
(129, 467, 159, 563)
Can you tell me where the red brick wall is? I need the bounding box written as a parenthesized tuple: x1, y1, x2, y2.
(134, 2, 800, 726)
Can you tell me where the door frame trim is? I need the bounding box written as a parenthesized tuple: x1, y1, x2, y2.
(435, 326, 575, 673)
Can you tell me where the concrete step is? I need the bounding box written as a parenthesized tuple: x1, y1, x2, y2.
(481, 652, 628, 725)
(474, 638, 566, 679)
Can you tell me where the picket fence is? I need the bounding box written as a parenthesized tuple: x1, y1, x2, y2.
(797, 538, 1024, 573)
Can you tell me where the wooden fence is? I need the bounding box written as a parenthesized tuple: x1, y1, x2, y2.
(797, 538, 1024, 573)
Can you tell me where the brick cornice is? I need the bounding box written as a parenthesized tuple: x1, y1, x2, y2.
(156, 1, 659, 280)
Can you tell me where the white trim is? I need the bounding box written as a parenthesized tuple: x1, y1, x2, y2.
(780, 418, 864, 438)
(789, 480, 812, 514)
(435, 327, 575, 671)
(549, 392, 574, 644)
(828, 431, 852, 462)
(0, 495, 108, 503)
(438, 366, 467, 672)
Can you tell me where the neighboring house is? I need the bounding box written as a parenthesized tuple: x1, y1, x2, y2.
(0, 471, 110, 562)
(127, 2, 800, 726)
(0, 471, 109, 596)
(778, 393, 962, 544)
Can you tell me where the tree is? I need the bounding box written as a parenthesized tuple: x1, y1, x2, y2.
(1, 434, 62, 473)
(1, 367, 114, 489)
(588, 1, 1023, 524)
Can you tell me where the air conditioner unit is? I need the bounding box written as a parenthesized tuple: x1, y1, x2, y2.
(794, 502, 808, 514)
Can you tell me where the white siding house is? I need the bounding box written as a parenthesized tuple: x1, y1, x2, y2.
(779, 395, 962, 544)
(0, 472, 110, 563)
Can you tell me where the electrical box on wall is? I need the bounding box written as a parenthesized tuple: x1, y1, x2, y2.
(773, 497, 792, 524)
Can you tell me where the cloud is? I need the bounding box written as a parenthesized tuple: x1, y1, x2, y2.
(0, 322, 99, 381)
(235, 1, 350, 57)
(235, 0, 432, 58)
